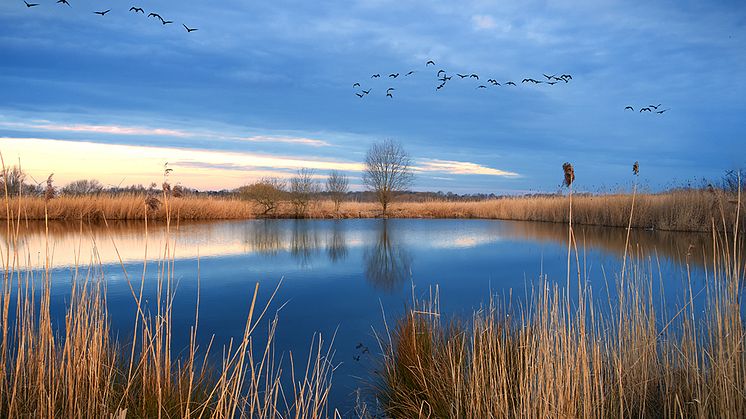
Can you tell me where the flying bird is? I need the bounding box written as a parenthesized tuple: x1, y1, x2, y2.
(560, 74, 572, 80)
(522, 78, 531, 83)
(426, 60, 435, 66)
(437, 69, 446, 77)
(161, 20, 173, 25)
(547, 81, 558, 85)
(405, 70, 415, 76)
(24, 1, 39, 7)
(183, 24, 198, 32)
(543, 73, 555, 80)
(362, 89, 371, 95)
(148, 12, 162, 19)
(639, 107, 652, 112)
(470, 74, 479, 79)
(436, 83, 445, 90)
(129, 7, 144, 13)
(386, 92, 393, 98)
(656, 109, 669, 114)
(386, 87, 395, 92)
(355, 93, 364, 98)
(352, 82, 360, 88)
(505, 81, 516, 86)
(625, 106, 634, 111)
(94, 9, 110, 15)
(649, 104, 661, 109)
(371, 74, 380, 78)
(476, 85, 487, 89)
(388, 73, 399, 78)
(57, 0, 70, 6)
(457, 74, 468, 78)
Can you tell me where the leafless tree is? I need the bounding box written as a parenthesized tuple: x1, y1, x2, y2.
(325, 170, 349, 214)
(722, 169, 745, 194)
(237, 177, 287, 216)
(362, 139, 414, 217)
(61, 179, 105, 196)
(289, 168, 319, 217)
(0, 166, 37, 197)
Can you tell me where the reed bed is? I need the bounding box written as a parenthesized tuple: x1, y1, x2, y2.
(0, 197, 337, 418)
(371, 201, 745, 418)
(2, 189, 740, 232)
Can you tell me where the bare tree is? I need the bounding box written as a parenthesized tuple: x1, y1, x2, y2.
(61, 179, 105, 196)
(362, 139, 414, 217)
(325, 170, 349, 214)
(289, 168, 319, 217)
(237, 177, 287, 216)
(0, 166, 37, 197)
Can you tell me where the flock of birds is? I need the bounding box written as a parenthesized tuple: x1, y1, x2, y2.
(21, 0, 198, 33)
(352, 59, 573, 99)
(624, 104, 669, 114)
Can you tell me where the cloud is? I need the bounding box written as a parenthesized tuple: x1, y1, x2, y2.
(0, 120, 331, 147)
(471, 14, 497, 30)
(417, 159, 519, 177)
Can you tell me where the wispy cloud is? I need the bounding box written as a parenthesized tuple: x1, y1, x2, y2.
(0, 120, 331, 147)
(471, 14, 497, 30)
(417, 159, 519, 177)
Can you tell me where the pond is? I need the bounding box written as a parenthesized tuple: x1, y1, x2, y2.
(2, 218, 711, 413)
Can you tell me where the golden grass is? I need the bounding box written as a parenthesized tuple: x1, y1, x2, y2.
(2, 189, 741, 232)
(371, 199, 745, 418)
(0, 196, 338, 417)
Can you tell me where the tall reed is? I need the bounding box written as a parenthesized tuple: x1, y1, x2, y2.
(0, 156, 338, 418)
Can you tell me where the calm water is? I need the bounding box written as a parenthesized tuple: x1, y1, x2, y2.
(4, 219, 711, 412)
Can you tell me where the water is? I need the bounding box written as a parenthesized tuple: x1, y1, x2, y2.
(2, 218, 711, 412)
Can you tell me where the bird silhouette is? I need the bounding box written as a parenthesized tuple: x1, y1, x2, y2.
(639, 107, 652, 112)
(560, 74, 572, 81)
(57, 0, 70, 6)
(625, 106, 634, 111)
(183, 24, 198, 32)
(405, 70, 415, 76)
(355, 93, 364, 98)
(436, 83, 445, 90)
(470, 74, 479, 79)
(505, 81, 516, 86)
(426, 60, 435, 66)
(388, 73, 399, 78)
(362, 89, 371, 95)
(543, 73, 555, 80)
(477, 85, 487, 89)
(353, 355, 361, 361)
(649, 104, 661, 109)
(352, 82, 360, 88)
(522, 78, 531, 83)
(94, 9, 110, 15)
(371, 74, 380, 78)
(386, 92, 393, 98)
(656, 109, 669, 114)
(161, 19, 173, 25)
(437, 76, 451, 82)
(386, 87, 395, 92)
(24, 1, 39, 7)
(129, 6, 144, 13)
(437, 69, 446, 77)
(547, 81, 558, 85)
(148, 12, 162, 19)
(457, 74, 468, 78)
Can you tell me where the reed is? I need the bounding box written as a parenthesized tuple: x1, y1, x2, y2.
(0, 162, 337, 417)
(372, 181, 745, 418)
(1, 189, 740, 232)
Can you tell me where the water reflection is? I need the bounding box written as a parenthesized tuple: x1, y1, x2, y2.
(363, 220, 412, 291)
(0, 219, 715, 272)
(325, 221, 348, 263)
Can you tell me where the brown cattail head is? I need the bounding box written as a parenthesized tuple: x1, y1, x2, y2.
(562, 162, 575, 187)
(633, 161, 639, 176)
(44, 174, 55, 201)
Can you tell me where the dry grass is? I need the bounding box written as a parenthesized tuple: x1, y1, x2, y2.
(371, 196, 745, 418)
(0, 194, 338, 417)
(2, 189, 740, 232)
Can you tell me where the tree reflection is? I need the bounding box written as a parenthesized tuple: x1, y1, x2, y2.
(363, 220, 412, 292)
(326, 221, 348, 263)
(290, 220, 319, 266)
(246, 220, 283, 255)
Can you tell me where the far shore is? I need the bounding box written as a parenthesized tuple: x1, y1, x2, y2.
(1, 189, 739, 233)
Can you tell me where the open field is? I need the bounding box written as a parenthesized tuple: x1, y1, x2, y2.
(1, 189, 741, 232)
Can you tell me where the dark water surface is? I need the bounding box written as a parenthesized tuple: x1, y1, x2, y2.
(5, 218, 711, 412)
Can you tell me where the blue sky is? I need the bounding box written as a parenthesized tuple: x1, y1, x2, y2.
(0, 0, 744, 193)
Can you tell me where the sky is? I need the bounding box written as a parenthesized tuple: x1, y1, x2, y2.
(0, 0, 744, 193)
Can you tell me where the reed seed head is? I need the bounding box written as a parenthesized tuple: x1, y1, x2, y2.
(44, 174, 55, 201)
(562, 162, 575, 187)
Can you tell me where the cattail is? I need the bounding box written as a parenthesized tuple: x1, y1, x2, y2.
(562, 162, 575, 187)
(44, 174, 55, 201)
(633, 161, 639, 176)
